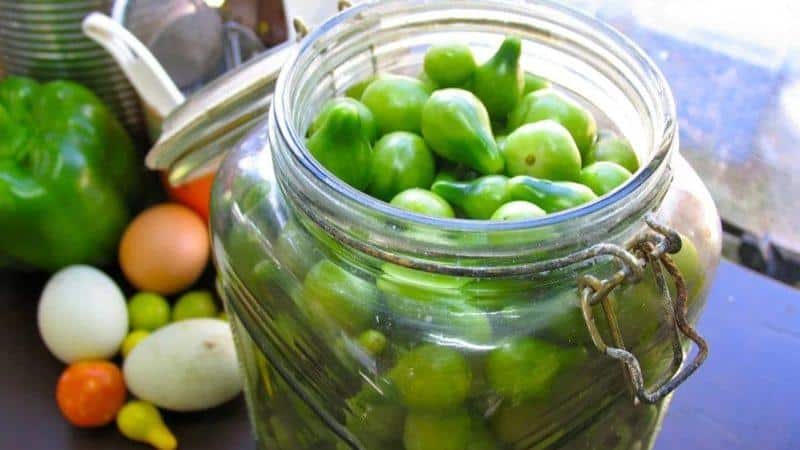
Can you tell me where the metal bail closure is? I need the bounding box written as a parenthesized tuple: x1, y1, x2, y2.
(578, 214, 709, 405)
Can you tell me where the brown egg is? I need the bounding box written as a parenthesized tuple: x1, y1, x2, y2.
(119, 204, 209, 295)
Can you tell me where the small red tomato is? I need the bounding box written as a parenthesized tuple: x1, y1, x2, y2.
(56, 361, 126, 427)
(162, 172, 214, 223)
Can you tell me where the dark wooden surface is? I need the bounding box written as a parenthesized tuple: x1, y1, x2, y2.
(0, 260, 798, 450)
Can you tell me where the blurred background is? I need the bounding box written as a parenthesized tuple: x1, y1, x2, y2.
(570, 0, 800, 287)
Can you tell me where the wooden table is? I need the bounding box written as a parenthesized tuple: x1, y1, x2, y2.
(1, 261, 798, 449)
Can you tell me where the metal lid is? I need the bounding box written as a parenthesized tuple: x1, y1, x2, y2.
(145, 40, 295, 185)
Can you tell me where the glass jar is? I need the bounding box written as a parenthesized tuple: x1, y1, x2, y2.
(211, 1, 722, 449)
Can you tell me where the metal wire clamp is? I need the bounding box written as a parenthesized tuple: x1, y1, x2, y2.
(578, 214, 709, 404)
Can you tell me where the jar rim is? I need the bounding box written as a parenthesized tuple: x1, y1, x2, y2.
(271, 0, 677, 263)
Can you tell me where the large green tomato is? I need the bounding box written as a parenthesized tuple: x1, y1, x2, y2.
(421, 88, 504, 175)
(503, 120, 582, 181)
(587, 131, 639, 173)
(300, 259, 378, 333)
(390, 344, 472, 411)
(378, 264, 492, 345)
(361, 74, 430, 134)
(404, 409, 472, 450)
(508, 89, 597, 160)
(486, 338, 566, 402)
(423, 43, 477, 88)
(307, 97, 377, 143)
(367, 131, 436, 201)
(578, 161, 632, 196)
(306, 101, 373, 190)
(470, 36, 524, 120)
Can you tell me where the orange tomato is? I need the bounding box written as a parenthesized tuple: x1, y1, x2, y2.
(56, 361, 127, 428)
(118, 203, 210, 295)
(161, 172, 214, 223)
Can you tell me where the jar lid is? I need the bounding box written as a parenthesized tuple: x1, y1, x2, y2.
(145, 41, 294, 185)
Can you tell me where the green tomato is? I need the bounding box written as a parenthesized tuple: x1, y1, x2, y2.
(404, 409, 471, 450)
(300, 259, 378, 334)
(357, 329, 388, 356)
(306, 101, 373, 190)
(345, 74, 377, 100)
(490, 200, 546, 221)
(672, 235, 704, 302)
(120, 329, 150, 357)
(421, 88, 504, 175)
(386, 293, 493, 345)
(578, 161, 632, 196)
(471, 36, 524, 120)
(588, 131, 639, 172)
(390, 188, 455, 218)
(127, 292, 170, 331)
(307, 97, 378, 143)
(486, 337, 563, 401)
(503, 120, 582, 181)
(431, 175, 511, 220)
(366, 131, 436, 201)
(379, 264, 469, 306)
(424, 43, 477, 88)
(390, 344, 472, 410)
(360, 74, 430, 134)
(380, 263, 471, 294)
(173, 290, 218, 321)
(507, 175, 597, 213)
(508, 89, 597, 159)
(523, 72, 551, 95)
(347, 383, 406, 446)
(378, 264, 491, 344)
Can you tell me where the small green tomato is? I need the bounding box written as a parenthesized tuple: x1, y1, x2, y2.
(127, 292, 170, 331)
(578, 161, 632, 196)
(172, 290, 218, 321)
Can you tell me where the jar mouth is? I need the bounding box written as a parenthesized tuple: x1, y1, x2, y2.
(271, 0, 677, 264)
